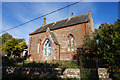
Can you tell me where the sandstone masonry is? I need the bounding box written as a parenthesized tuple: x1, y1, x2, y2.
(28, 11, 94, 61)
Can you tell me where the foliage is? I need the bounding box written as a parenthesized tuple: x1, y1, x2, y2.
(0, 33, 13, 44)
(14, 41, 27, 56)
(81, 20, 120, 79)
(0, 33, 27, 57)
(0, 44, 2, 54)
(2, 38, 19, 56)
(81, 68, 98, 80)
(96, 21, 120, 62)
(2, 56, 24, 66)
(17, 38, 25, 43)
(2, 38, 27, 57)
(81, 34, 98, 58)
(0, 33, 13, 54)
(112, 72, 120, 80)
(96, 20, 120, 78)
(15, 41, 27, 52)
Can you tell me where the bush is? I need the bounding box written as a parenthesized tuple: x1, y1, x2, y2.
(110, 72, 120, 80)
(81, 68, 98, 80)
(2, 56, 25, 66)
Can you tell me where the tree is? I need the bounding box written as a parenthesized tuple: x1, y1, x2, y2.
(1, 33, 28, 57)
(96, 21, 120, 64)
(2, 38, 19, 56)
(17, 38, 25, 43)
(81, 34, 98, 58)
(96, 20, 120, 79)
(2, 38, 28, 57)
(14, 41, 27, 57)
(2, 38, 27, 56)
(0, 33, 13, 44)
(82, 20, 120, 79)
(0, 33, 13, 54)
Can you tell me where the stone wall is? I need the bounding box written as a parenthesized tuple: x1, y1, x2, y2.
(3, 67, 112, 79)
(3, 67, 80, 79)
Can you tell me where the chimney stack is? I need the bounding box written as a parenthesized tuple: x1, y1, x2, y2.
(71, 13, 74, 17)
(42, 17, 46, 26)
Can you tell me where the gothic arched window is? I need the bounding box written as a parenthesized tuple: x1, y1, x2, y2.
(68, 34, 74, 51)
(37, 39, 41, 53)
(44, 39, 51, 56)
(37, 43, 40, 53)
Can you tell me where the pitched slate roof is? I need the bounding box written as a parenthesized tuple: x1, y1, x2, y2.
(29, 12, 90, 35)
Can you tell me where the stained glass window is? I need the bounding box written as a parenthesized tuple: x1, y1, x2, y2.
(71, 37, 74, 51)
(44, 39, 51, 56)
(68, 35, 74, 51)
(68, 37, 70, 51)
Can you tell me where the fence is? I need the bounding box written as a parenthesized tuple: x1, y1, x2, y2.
(79, 58, 107, 80)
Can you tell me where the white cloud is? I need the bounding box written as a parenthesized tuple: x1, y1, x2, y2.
(32, 2, 69, 23)
(2, 3, 42, 44)
(94, 23, 101, 29)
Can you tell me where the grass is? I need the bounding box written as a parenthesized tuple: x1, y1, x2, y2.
(16, 60, 79, 68)
(57, 61, 78, 68)
(2, 56, 79, 68)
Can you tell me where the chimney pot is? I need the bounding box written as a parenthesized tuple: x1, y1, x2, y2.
(42, 17, 46, 26)
(71, 13, 74, 17)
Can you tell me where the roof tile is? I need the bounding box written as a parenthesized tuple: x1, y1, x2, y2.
(29, 12, 90, 35)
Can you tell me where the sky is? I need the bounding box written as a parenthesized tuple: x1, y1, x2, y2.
(1, 1, 119, 45)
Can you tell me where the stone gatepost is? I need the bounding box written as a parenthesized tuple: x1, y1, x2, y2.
(60, 68, 80, 79)
(98, 68, 112, 80)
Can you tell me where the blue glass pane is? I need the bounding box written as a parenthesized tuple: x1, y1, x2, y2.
(44, 39, 51, 56)
(45, 43, 47, 46)
(47, 40, 49, 44)
(48, 48, 51, 56)
(48, 42, 51, 47)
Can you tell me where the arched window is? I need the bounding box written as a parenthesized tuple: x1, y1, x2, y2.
(44, 39, 51, 56)
(68, 35, 74, 51)
(68, 37, 70, 51)
(37, 43, 40, 53)
(37, 39, 41, 53)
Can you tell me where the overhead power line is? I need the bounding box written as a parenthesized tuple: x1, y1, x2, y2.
(1, 0, 83, 33)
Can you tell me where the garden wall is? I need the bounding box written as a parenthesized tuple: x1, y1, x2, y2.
(2, 66, 111, 79)
(2, 66, 80, 79)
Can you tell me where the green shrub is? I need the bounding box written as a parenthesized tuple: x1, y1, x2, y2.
(81, 68, 98, 80)
(110, 72, 120, 80)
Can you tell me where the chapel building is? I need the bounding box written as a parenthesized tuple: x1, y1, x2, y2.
(28, 11, 94, 61)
